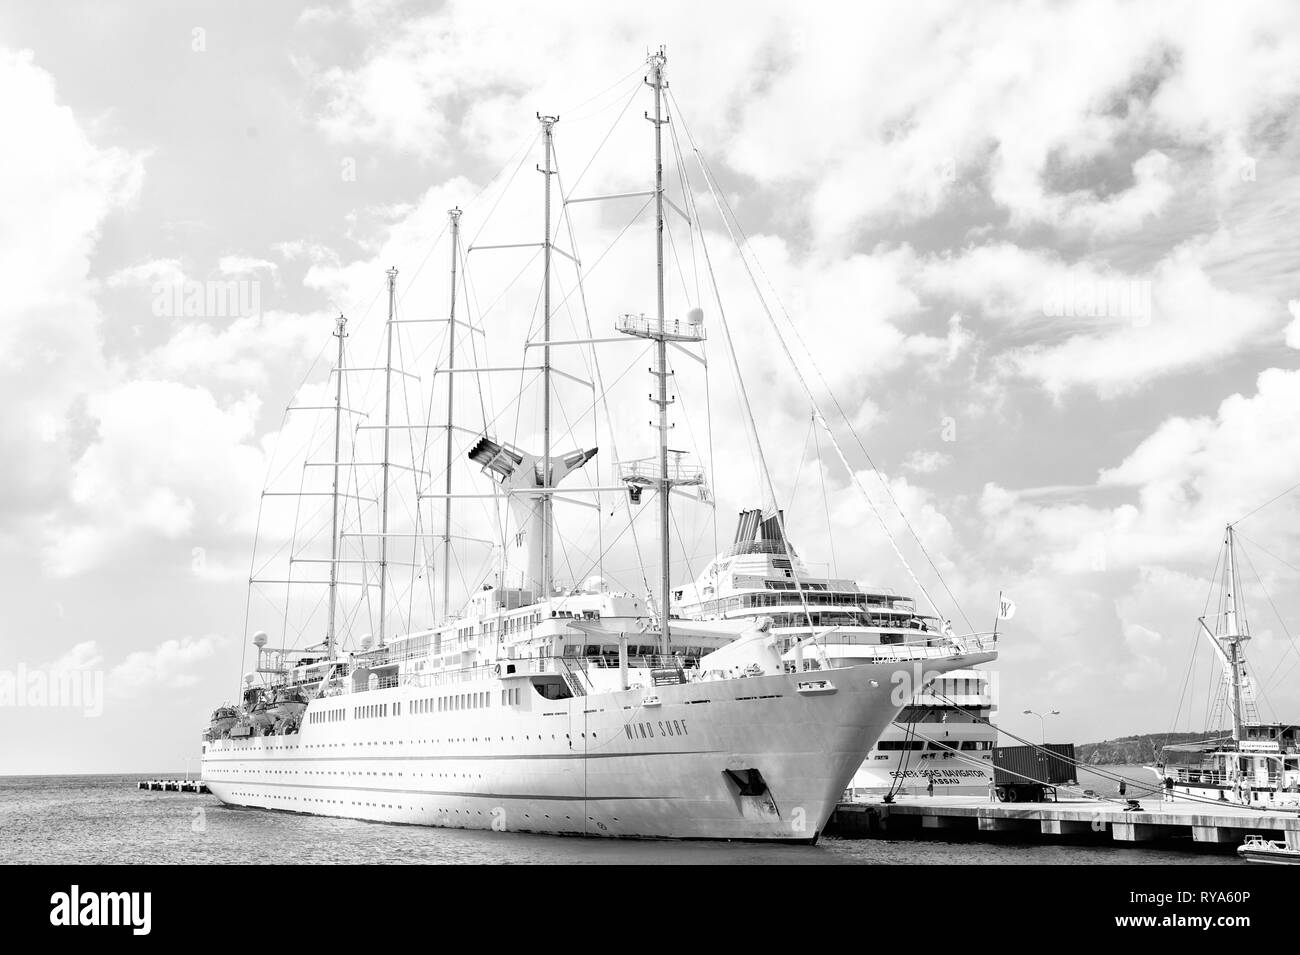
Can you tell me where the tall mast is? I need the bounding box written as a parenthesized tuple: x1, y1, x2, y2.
(442, 209, 462, 617)
(1224, 524, 1244, 743)
(325, 313, 348, 657)
(378, 266, 397, 642)
(650, 48, 671, 652)
(539, 114, 558, 600)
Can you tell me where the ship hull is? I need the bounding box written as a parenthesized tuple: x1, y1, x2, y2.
(203, 659, 983, 841)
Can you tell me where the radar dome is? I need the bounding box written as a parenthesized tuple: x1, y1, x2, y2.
(243, 672, 255, 685)
(252, 631, 268, 648)
(359, 633, 373, 651)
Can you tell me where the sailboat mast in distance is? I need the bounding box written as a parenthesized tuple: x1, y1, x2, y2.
(1224, 523, 1245, 743)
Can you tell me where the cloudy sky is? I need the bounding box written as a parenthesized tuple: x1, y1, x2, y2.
(4, 0, 1300, 774)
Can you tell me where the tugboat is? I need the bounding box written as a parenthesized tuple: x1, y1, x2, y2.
(1149, 525, 1300, 809)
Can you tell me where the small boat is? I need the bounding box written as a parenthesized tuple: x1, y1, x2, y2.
(268, 687, 308, 722)
(1238, 833, 1300, 864)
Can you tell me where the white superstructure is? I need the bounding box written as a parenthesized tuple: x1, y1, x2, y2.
(205, 586, 993, 840)
(675, 509, 998, 798)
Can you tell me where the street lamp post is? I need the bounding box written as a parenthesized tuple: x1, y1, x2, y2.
(1023, 708, 1060, 744)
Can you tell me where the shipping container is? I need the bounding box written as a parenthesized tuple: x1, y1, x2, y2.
(991, 743, 1078, 802)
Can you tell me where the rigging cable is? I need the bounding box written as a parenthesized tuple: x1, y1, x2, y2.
(669, 90, 966, 632)
(674, 129, 823, 647)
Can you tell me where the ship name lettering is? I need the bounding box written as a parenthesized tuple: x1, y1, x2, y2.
(626, 719, 687, 741)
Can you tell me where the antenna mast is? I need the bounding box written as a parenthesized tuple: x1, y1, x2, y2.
(442, 209, 461, 617)
(325, 313, 348, 657)
(649, 48, 671, 652)
(539, 114, 558, 601)
(378, 267, 397, 642)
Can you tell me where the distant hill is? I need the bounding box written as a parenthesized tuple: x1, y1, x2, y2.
(1075, 732, 1221, 765)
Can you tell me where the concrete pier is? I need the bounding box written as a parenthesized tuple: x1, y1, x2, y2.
(136, 779, 210, 794)
(829, 795, 1300, 854)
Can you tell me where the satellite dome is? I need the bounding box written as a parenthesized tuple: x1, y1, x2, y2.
(252, 631, 268, 648)
(359, 633, 373, 651)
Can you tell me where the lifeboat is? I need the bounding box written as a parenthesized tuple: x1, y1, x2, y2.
(206, 705, 239, 740)
(268, 687, 308, 723)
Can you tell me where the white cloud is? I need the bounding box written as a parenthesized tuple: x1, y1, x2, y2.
(218, 255, 278, 275)
(981, 367, 1300, 575)
(920, 240, 1277, 399)
(902, 450, 951, 475)
(39, 640, 104, 673)
(0, 48, 143, 529)
(109, 635, 224, 698)
(42, 381, 265, 576)
(138, 309, 326, 389)
(106, 257, 184, 288)
(1286, 299, 1300, 349)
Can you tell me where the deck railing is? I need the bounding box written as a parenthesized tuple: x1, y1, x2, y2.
(290, 632, 998, 703)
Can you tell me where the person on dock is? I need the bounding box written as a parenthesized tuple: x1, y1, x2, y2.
(1118, 779, 1127, 798)
(926, 777, 934, 798)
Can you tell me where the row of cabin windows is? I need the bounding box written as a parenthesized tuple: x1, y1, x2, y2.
(354, 703, 392, 719)
(876, 740, 993, 752)
(686, 592, 912, 617)
(561, 644, 710, 659)
(405, 692, 495, 714)
(501, 687, 521, 706)
(445, 611, 549, 643)
(937, 678, 983, 697)
(308, 708, 346, 724)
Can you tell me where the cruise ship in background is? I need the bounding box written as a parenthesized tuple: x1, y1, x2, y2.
(676, 509, 998, 798)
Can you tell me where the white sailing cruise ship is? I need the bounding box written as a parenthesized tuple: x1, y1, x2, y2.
(200, 50, 997, 841)
(675, 509, 997, 798)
